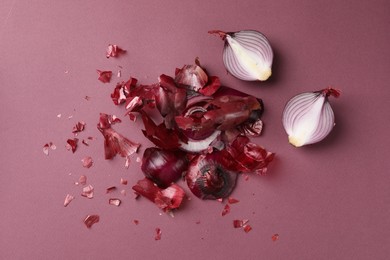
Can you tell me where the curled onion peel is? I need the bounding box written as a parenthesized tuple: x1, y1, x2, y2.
(132, 178, 186, 212)
(209, 30, 273, 81)
(282, 87, 340, 147)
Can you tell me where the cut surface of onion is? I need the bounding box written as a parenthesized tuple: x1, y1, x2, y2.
(209, 30, 273, 81)
(282, 88, 340, 147)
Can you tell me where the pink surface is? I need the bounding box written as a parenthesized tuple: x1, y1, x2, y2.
(1, 1, 389, 259)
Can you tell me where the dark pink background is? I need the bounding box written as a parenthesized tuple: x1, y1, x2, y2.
(1, 1, 389, 259)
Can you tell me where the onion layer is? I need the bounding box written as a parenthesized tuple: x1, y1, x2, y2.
(282, 88, 341, 147)
(209, 30, 273, 81)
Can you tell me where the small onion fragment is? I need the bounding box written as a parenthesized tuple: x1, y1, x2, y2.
(64, 194, 74, 207)
(81, 156, 93, 168)
(209, 30, 273, 81)
(84, 215, 100, 228)
(155, 228, 162, 240)
(106, 44, 126, 58)
(109, 198, 121, 206)
(282, 87, 341, 147)
(81, 185, 94, 199)
(66, 138, 78, 153)
(97, 70, 112, 83)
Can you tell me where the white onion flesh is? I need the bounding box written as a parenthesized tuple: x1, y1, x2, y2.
(282, 90, 338, 147)
(179, 130, 221, 152)
(222, 30, 273, 81)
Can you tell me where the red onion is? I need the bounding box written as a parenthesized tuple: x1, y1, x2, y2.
(186, 150, 238, 200)
(282, 87, 341, 147)
(141, 147, 188, 188)
(209, 30, 273, 81)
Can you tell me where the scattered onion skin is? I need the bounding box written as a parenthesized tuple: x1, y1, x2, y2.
(209, 30, 273, 81)
(141, 147, 188, 188)
(282, 87, 341, 147)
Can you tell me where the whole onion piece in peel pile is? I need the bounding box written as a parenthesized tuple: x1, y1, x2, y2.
(282, 87, 340, 147)
(209, 30, 273, 81)
(186, 150, 239, 200)
(141, 147, 188, 188)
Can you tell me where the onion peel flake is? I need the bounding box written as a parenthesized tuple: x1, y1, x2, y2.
(97, 113, 140, 160)
(132, 178, 186, 212)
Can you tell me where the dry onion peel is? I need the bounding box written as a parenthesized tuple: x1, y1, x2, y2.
(282, 87, 341, 147)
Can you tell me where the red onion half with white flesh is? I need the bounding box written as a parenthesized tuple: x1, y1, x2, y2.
(209, 30, 273, 81)
(282, 88, 341, 147)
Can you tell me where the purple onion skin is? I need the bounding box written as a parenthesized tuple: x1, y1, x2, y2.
(214, 86, 264, 122)
(141, 147, 188, 188)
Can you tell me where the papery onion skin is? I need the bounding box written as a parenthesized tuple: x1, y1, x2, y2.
(141, 147, 188, 188)
(186, 150, 238, 200)
(209, 30, 273, 81)
(132, 178, 186, 212)
(282, 87, 340, 147)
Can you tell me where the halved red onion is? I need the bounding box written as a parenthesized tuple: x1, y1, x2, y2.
(209, 30, 273, 81)
(282, 87, 340, 147)
(186, 150, 238, 200)
(141, 147, 188, 188)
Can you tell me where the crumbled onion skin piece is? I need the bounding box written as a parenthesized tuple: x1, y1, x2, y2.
(106, 44, 126, 58)
(243, 224, 252, 233)
(155, 228, 162, 240)
(109, 198, 121, 206)
(222, 204, 231, 216)
(120, 178, 128, 185)
(81, 185, 94, 199)
(43, 142, 56, 155)
(64, 194, 74, 207)
(97, 70, 112, 83)
(272, 234, 279, 241)
(228, 197, 239, 204)
(84, 215, 100, 228)
(76, 175, 87, 186)
(72, 121, 86, 134)
(66, 138, 78, 153)
(106, 186, 117, 193)
(81, 156, 93, 168)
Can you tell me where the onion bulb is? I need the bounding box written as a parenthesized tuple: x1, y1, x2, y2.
(186, 150, 238, 200)
(141, 147, 188, 188)
(209, 30, 273, 81)
(282, 88, 341, 147)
